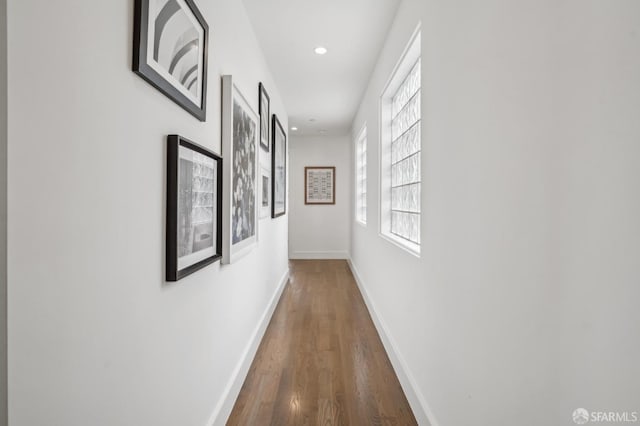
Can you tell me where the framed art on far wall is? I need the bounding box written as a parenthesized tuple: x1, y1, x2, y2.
(305, 166, 336, 205)
(133, 0, 209, 121)
(259, 82, 270, 151)
(221, 75, 259, 263)
(166, 135, 222, 281)
(272, 114, 287, 218)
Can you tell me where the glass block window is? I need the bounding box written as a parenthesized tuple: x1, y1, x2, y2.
(380, 27, 421, 255)
(355, 126, 367, 224)
(390, 58, 421, 244)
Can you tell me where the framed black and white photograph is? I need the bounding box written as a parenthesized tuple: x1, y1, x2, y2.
(133, 0, 209, 121)
(260, 166, 270, 219)
(166, 135, 222, 281)
(272, 115, 287, 218)
(305, 166, 335, 205)
(221, 75, 259, 263)
(259, 82, 270, 151)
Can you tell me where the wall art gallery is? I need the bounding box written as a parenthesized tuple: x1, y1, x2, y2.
(140, 1, 288, 278)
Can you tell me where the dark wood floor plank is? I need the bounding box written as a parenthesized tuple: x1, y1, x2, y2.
(227, 260, 417, 426)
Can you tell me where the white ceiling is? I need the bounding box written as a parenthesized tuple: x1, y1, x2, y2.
(242, 0, 401, 137)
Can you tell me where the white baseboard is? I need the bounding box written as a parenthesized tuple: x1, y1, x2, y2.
(289, 250, 349, 260)
(347, 259, 439, 426)
(207, 268, 289, 426)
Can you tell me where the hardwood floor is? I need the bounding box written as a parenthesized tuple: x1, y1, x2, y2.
(227, 260, 417, 425)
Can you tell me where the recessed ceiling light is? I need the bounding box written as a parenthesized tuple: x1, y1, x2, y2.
(314, 46, 327, 55)
(291, 127, 298, 131)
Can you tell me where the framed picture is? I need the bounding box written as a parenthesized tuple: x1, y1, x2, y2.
(221, 75, 259, 263)
(305, 166, 336, 205)
(259, 82, 270, 151)
(272, 115, 287, 218)
(133, 0, 209, 121)
(260, 166, 270, 219)
(166, 135, 222, 281)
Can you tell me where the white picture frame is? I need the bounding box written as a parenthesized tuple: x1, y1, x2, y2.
(221, 75, 259, 263)
(260, 165, 270, 219)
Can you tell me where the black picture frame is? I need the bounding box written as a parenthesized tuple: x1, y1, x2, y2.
(166, 135, 222, 281)
(133, 0, 209, 121)
(271, 114, 287, 218)
(259, 82, 270, 151)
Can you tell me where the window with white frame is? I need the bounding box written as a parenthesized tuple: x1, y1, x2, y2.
(355, 126, 367, 224)
(380, 28, 421, 254)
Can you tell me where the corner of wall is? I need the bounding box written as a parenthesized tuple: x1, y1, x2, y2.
(207, 268, 289, 426)
(346, 259, 438, 426)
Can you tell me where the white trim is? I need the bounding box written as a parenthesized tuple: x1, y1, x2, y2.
(380, 23, 422, 100)
(347, 259, 439, 426)
(207, 268, 289, 426)
(289, 250, 350, 260)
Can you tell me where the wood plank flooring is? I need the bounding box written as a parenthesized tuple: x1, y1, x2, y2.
(227, 260, 417, 425)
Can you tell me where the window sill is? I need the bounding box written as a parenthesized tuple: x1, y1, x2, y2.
(379, 231, 420, 258)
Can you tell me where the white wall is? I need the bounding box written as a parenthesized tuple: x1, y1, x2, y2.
(0, 0, 7, 423)
(289, 135, 351, 259)
(351, 0, 640, 425)
(6, 1, 288, 425)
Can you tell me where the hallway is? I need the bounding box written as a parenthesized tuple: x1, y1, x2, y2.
(3, 0, 640, 424)
(228, 260, 417, 425)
